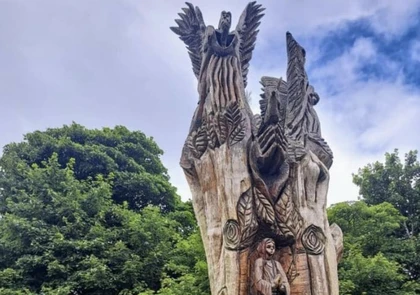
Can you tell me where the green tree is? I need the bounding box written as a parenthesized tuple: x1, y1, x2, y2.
(353, 149, 420, 238)
(157, 230, 209, 295)
(328, 201, 420, 294)
(353, 150, 420, 280)
(0, 125, 206, 294)
(0, 123, 178, 212)
(0, 154, 186, 294)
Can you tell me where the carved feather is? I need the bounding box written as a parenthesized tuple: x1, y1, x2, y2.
(170, 3, 206, 79)
(236, 2, 265, 88)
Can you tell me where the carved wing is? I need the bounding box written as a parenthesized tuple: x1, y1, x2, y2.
(236, 2, 265, 88)
(170, 3, 206, 79)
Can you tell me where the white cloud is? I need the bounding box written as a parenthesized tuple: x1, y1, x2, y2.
(311, 37, 420, 204)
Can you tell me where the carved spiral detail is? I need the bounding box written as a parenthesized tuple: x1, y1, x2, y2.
(223, 219, 241, 250)
(301, 224, 326, 255)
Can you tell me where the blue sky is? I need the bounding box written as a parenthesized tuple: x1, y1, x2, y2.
(0, 0, 419, 204)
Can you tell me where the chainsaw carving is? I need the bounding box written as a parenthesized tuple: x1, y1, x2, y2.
(172, 2, 342, 295)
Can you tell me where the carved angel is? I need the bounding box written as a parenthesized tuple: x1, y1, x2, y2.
(171, 2, 264, 130)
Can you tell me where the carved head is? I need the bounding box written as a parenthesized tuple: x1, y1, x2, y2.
(286, 32, 306, 66)
(218, 11, 232, 32)
(257, 238, 276, 259)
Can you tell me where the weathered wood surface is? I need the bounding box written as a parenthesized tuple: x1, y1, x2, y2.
(172, 3, 343, 295)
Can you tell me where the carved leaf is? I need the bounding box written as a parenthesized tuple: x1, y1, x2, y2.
(236, 189, 258, 247)
(225, 102, 242, 127)
(237, 189, 254, 228)
(207, 113, 218, 149)
(187, 124, 208, 158)
(218, 112, 228, 145)
(275, 185, 303, 237)
(225, 102, 245, 146)
(229, 121, 245, 146)
(240, 218, 258, 248)
(254, 188, 275, 225)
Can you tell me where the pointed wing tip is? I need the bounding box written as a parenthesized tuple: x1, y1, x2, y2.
(185, 2, 195, 11)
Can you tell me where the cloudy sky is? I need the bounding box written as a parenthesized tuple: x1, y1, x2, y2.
(1, 0, 419, 204)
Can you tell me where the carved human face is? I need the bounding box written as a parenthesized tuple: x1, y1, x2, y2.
(218, 11, 232, 31)
(265, 241, 275, 257)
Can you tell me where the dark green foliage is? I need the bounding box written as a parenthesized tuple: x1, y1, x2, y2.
(0, 124, 209, 294)
(353, 149, 420, 280)
(353, 149, 420, 238)
(329, 150, 420, 294)
(0, 123, 178, 212)
(328, 201, 418, 294)
(0, 154, 174, 294)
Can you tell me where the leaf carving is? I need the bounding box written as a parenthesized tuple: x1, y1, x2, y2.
(225, 102, 242, 127)
(225, 102, 245, 146)
(230, 121, 245, 146)
(240, 218, 258, 248)
(254, 188, 275, 225)
(218, 112, 228, 145)
(237, 189, 253, 227)
(187, 124, 208, 158)
(207, 113, 218, 149)
(275, 184, 303, 237)
(236, 189, 258, 246)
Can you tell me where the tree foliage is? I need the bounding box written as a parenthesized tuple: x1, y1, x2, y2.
(328, 149, 420, 294)
(328, 201, 420, 294)
(353, 149, 420, 238)
(353, 149, 420, 280)
(0, 124, 209, 294)
(0, 123, 178, 212)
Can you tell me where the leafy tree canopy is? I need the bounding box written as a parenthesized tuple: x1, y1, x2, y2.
(0, 123, 178, 212)
(0, 124, 209, 294)
(329, 201, 420, 294)
(353, 149, 420, 238)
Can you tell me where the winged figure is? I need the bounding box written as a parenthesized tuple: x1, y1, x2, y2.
(171, 2, 264, 130)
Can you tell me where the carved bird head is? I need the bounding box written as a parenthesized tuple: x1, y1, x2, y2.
(286, 32, 306, 66)
(218, 11, 232, 32)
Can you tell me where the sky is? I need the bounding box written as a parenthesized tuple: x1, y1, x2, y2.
(0, 0, 419, 205)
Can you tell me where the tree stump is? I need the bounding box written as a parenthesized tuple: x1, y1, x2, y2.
(171, 3, 343, 294)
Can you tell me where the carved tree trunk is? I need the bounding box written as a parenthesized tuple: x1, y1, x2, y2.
(172, 3, 342, 295)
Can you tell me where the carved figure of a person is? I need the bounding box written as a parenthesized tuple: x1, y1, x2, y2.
(253, 238, 290, 295)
